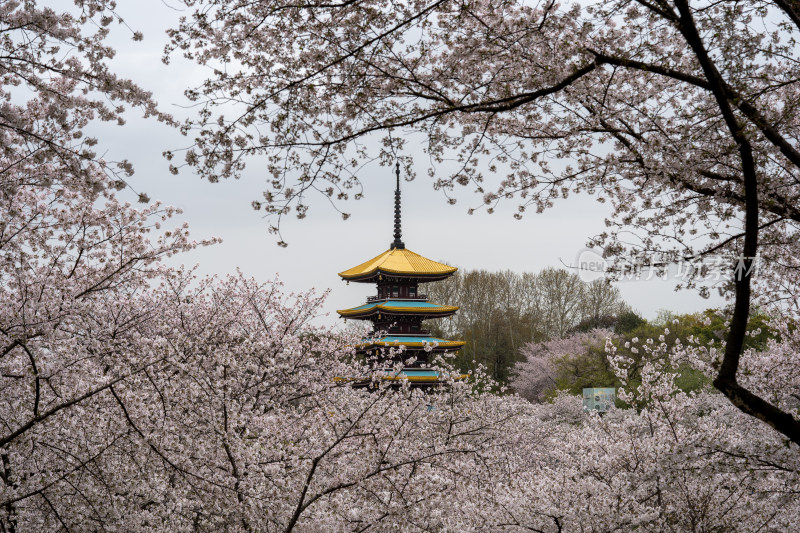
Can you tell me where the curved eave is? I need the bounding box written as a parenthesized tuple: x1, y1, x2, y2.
(373, 372, 468, 382)
(358, 339, 466, 349)
(341, 270, 455, 283)
(334, 371, 469, 383)
(337, 303, 459, 319)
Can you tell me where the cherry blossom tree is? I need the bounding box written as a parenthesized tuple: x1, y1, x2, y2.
(511, 329, 612, 402)
(0, 0, 172, 200)
(0, 238, 526, 531)
(471, 330, 800, 532)
(168, 0, 800, 445)
(509, 347, 558, 403)
(4, 2, 800, 530)
(0, 145, 520, 530)
(0, 152, 522, 530)
(0, 149, 196, 529)
(494, 387, 800, 531)
(0, 4, 526, 531)
(2, 158, 798, 531)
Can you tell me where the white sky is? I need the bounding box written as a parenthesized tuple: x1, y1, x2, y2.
(93, 1, 725, 327)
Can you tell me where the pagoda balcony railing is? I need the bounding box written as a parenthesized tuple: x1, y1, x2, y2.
(366, 294, 429, 303)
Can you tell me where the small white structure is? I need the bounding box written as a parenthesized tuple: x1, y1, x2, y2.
(583, 388, 616, 413)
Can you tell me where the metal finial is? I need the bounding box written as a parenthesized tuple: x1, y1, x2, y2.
(391, 161, 405, 249)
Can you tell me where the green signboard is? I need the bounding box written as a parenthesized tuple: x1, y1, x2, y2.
(583, 388, 616, 413)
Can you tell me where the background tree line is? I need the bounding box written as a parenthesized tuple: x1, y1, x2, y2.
(511, 308, 779, 404)
(421, 266, 778, 398)
(422, 267, 628, 383)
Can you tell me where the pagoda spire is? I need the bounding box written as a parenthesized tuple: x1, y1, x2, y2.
(391, 161, 405, 250)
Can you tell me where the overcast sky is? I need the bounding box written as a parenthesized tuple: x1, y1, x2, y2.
(93, 1, 725, 327)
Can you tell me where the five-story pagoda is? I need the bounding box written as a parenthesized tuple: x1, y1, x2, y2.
(337, 164, 465, 385)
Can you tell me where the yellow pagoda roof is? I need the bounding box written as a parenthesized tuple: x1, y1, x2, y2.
(339, 248, 457, 281)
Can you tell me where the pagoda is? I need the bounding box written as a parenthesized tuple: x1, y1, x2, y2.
(337, 163, 466, 386)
